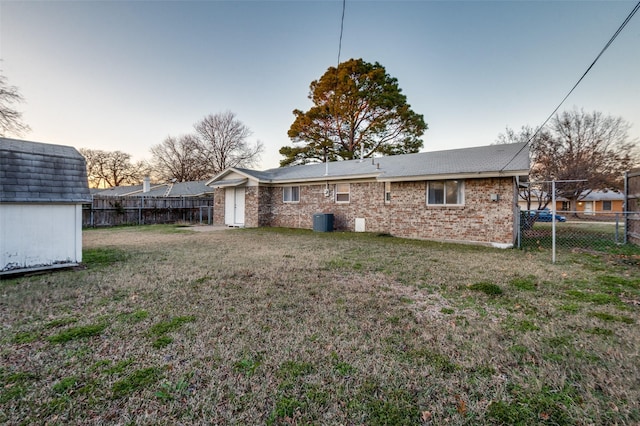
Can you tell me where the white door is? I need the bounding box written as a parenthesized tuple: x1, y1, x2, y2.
(234, 187, 245, 225)
(584, 201, 594, 215)
(225, 189, 235, 225)
(224, 188, 245, 226)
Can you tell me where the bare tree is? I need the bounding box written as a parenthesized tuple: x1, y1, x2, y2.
(194, 111, 263, 174)
(498, 109, 638, 213)
(541, 109, 636, 211)
(150, 134, 209, 182)
(80, 148, 147, 188)
(496, 125, 554, 212)
(0, 70, 30, 137)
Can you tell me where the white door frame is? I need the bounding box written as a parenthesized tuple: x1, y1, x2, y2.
(224, 187, 245, 226)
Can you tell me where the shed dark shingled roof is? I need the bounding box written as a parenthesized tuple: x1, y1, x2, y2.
(0, 137, 91, 203)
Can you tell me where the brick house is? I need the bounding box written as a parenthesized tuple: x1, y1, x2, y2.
(563, 190, 625, 214)
(207, 142, 529, 247)
(518, 189, 625, 214)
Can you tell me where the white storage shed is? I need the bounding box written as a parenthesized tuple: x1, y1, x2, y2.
(0, 138, 91, 275)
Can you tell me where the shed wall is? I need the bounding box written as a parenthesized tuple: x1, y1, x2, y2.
(1, 204, 83, 271)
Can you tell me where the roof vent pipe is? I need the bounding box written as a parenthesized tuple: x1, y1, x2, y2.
(360, 143, 364, 162)
(143, 176, 151, 193)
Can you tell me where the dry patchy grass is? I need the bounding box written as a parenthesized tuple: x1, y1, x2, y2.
(1, 225, 639, 425)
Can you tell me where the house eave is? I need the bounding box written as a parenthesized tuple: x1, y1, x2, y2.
(206, 168, 262, 185)
(209, 178, 249, 188)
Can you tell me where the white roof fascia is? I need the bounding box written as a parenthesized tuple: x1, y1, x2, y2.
(209, 178, 248, 188)
(206, 169, 235, 185)
(206, 168, 261, 185)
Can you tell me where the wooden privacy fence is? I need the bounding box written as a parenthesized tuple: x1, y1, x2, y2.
(83, 196, 214, 227)
(626, 170, 640, 245)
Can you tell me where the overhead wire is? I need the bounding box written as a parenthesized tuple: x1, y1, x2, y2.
(337, 0, 346, 66)
(326, 0, 347, 164)
(499, 0, 640, 173)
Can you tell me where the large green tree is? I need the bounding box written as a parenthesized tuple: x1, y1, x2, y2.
(280, 58, 427, 166)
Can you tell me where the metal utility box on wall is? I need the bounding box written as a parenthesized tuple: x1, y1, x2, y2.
(313, 213, 334, 232)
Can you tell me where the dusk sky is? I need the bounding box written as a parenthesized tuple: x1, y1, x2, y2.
(1, 0, 638, 170)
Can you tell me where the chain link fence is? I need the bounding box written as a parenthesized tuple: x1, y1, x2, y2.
(518, 210, 636, 260)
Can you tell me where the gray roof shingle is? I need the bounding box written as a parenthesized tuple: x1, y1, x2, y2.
(93, 180, 214, 197)
(225, 142, 529, 183)
(0, 137, 91, 203)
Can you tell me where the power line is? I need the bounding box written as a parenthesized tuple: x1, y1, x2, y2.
(325, 0, 347, 164)
(337, 0, 346, 66)
(499, 0, 640, 173)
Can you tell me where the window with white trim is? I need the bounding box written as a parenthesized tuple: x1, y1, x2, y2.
(283, 186, 300, 203)
(336, 183, 350, 203)
(384, 182, 391, 203)
(427, 180, 464, 205)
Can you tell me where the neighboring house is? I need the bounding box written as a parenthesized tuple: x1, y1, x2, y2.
(0, 138, 91, 275)
(207, 142, 529, 247)
(93, 179, 214, 198)
(567, 190, 625, 214)
(87, 179, 214, 227)
(518, 190, 625, 214)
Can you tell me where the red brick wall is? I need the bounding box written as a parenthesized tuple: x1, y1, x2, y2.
(213, 188, 225, 224)
(213, 178, 516, 245)
(213, 186, 261, 227)
(243, 186, 260, 228)
(242, 177, 517, 245)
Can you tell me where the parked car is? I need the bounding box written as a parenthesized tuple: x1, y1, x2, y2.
(526, 209, 566, 222)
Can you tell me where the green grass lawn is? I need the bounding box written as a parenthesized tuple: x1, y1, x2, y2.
(1, 225, 639, 425)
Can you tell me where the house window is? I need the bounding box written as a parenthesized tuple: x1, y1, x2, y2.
(283, 186, 300, 203)
(427, 180, 463, 205)
(336, 183, 350, 203)
(561, 201, 570, 211)
(384, 182, 391, 203)
(602, 200, 612, 211)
